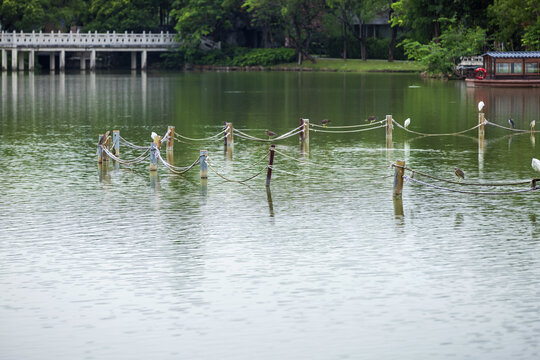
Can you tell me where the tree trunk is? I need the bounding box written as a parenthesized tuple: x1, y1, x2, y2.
(343, 22, 347, 60)
(388, 25, 397, 62)
(360, 23, 367, 61)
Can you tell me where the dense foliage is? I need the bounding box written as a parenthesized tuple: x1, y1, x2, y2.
(0, 0, 538, 70)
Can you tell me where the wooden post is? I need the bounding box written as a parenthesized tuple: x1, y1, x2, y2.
(154, 135, 162, 150)
(97, 134, 103, 163)
(149, 143, 158, 171)
(303, 119, 310, 144)
(266, 144, 276, 187)
(226, 122, 234, 147)
(167, 126, 175, 151)
(478, 112, 485, 137)
(393, 160, 405, 197)
(103, 135, 111, 162)
(112, 130, 120, 156)
(200, 150, 208, 179)
(223, 122, 228, 147)
(386, 115, 393, 148)
(299, 117, 304, 142)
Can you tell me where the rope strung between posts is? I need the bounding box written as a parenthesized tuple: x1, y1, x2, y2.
(161, 129, 171, 143)
(309, 119, 387, 129)
(174, 128, 228, 142)
(157, 151, 200, 175)
(403, 175, 540, 195)
(392, 164, 534, 187)
(226, 150, 271, 172)
(233, 124, 304, 142)
(119, 136, 150, 150)
(484, 121, 540, 133)
(392, 118, 484, 136)
(310, 123, 387, 133)
(267, 165, 302, 177)
(273, 148, 382, 171)
(205, 158, 267, 183)
(101, 146, 151, 164)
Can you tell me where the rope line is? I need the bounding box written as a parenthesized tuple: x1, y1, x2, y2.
(206, 161, 267, 183)
(174, 128, 228, 142)
(119, 136, 150, 150)
(157, 152, 200, 175)
(392, 119, 483, 136)
(310, 124, 387, 134)
(404, 175, 540, 195)
(233, 125, 304, 142)
(101, 146, 151, 164)
(485, 121, 537, 133)
(393, 164, 534, 187)
(310, 119, 387, 129)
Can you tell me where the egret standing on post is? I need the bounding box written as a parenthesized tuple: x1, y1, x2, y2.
(478, 101, 485, 112)
(530, 120, 536, 131)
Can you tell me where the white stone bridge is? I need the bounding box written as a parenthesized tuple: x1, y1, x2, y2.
(0, 31, 180, 71)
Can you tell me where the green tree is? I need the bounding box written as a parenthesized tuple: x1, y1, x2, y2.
(489, 0, 540, 50)
(0, 0, 45, 31)
(243, 0, 283, 48)
(86, 0, 162, 32)
(281, 0, 326, 64)
(328, 0, 386, 61)
(402, 19, 486, 76)
(172, 0, 241, 45)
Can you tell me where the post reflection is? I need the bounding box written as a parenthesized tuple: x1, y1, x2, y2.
(266, 186, 274, 218)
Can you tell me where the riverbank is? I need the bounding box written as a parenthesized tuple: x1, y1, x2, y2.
(188, 58, 421, 73)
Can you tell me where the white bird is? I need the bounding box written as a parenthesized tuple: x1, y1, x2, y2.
(404, 118, 411, 129)
(151, 132, 159, 141)
(532, 158, 540, 173)
(478, 101, 485, 112)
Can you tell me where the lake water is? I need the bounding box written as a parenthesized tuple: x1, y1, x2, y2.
(1, 71, 540, 360)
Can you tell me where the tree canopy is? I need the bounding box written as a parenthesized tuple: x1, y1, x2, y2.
(0, 0, 538, 68)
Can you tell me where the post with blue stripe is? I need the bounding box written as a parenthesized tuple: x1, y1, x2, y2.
(200, 150, 208, 179)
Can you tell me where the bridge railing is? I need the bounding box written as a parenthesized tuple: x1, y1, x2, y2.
(0, 30, 179, 48)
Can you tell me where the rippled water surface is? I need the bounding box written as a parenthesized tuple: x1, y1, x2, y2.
(1, 71, 540, 359)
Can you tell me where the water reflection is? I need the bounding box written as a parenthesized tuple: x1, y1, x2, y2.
(266, 186, 274, 218)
